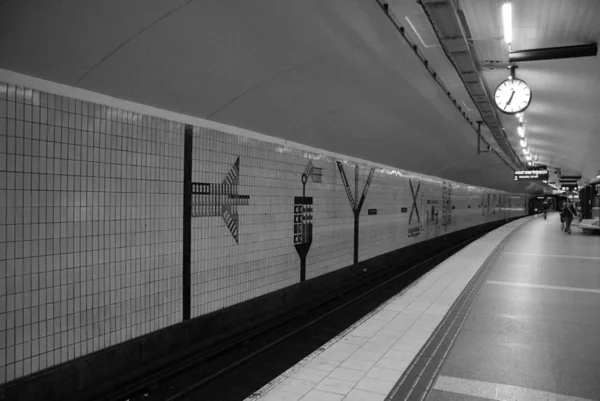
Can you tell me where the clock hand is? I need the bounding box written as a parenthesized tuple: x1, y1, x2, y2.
(506, 90, 515, 106)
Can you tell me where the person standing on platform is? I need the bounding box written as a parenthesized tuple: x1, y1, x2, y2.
(563, 200, 577, 234)
(542, 199, 549, 219)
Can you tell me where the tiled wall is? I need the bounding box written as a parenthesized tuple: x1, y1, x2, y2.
(0, 80, 527, 384)
(0, 83, 184, 383)
(187, 131, 526, 317)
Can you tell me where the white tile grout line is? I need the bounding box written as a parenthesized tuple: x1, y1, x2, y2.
(247, 217, 533, 400)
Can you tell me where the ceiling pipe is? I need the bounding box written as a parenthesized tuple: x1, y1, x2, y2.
(375, 1, 506, 162)
(417, 0, 524, 170)
(509, 43, 597, 63)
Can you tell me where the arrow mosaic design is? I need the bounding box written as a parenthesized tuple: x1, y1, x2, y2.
(191, 157, 250, 243)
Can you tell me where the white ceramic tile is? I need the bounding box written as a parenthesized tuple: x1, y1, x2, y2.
(343, 388, 386, 401)
(326, 343, 361, 358)
(359, 340, 394, 354)
(350, 349, 385, 363)
(289, 367, 330, 383)
(374, 358, 411, 372)
(355, 377, 396, 394)
(300, 389, 344, 401)
(369, 309, 398, 322)
(315, 378, 355, 395)
(277, 378, 317, 396)
(382, 349, 418, 362)
(339, 358, 377, 372)
(328, 367, 366, 382)
(339, 335, 370, 346)
(365, 366, 402, 382)
(308, 359, 339, 373)
(259, 389, 303, 401)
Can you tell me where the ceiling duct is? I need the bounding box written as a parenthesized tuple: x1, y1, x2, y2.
(418, 0, 525, 170)
(509, 43, 598, 63)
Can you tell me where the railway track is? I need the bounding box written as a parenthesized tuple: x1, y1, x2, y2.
(96, 230, 491, 401)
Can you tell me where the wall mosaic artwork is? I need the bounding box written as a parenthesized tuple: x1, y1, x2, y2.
(0, 78, 528, 384)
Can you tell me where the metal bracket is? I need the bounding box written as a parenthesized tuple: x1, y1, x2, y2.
(477, 121, 491, 154)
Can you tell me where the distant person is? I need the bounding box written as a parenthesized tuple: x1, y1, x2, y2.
(542, 200, 549, 219)
(563, 200, 577, 234)
(560, 201, 566, 230)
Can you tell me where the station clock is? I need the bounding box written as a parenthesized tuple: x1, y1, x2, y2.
(494, 78, 532, 115)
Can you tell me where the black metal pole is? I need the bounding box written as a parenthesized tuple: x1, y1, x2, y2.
(300, 258, 306, 282)
(353, 212, 359, 264)
(183, 125, 193, 321)
(509, 43, 597, 63)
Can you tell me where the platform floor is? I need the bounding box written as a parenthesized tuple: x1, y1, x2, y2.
(246, 214, 600, 401)
(426, 213, 600, 401)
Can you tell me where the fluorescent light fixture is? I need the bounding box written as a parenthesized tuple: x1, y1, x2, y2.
(520, 139, 527, 148)
(525, 147, 530, 155)
(526, 155, 531, 161)
(597, 173, 600, 179)
(518, 124, 524, 137)
(528, 161, 532, 166)
(535, 154, 539, 161)
(502, 2, 512, 45)
(516, 113, 523, 122)
(522, 148, 527, 155)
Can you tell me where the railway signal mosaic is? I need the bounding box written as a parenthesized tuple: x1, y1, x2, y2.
(293, 160, 322, 282)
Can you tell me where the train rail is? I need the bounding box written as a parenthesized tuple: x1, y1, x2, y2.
(96, 230, 491, 401)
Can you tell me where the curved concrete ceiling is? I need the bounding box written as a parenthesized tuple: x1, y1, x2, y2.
(0, 0, 538, 193)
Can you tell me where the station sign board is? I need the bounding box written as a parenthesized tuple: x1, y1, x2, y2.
(561, 183, 578, 192)
(513, 169, 549, 181)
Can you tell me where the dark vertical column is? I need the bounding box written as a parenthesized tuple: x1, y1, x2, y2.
(593, 185, 600, 219)
(300, 259, 306, 282)
(585, 186, 592, 219)
(353, 212, 359, 264)
(183, 125, 193, 321)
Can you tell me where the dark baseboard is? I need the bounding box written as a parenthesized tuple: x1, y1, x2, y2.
(0, 216, 524, 401)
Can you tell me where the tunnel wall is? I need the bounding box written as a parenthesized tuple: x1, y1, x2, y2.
(0, 76, 527, 385)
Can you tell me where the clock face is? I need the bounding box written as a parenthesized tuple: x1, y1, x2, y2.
(494, 78, 532, 114)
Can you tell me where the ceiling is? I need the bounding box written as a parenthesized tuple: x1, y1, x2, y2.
(0, 0, 555, 193)
(458, 0, 600, 185)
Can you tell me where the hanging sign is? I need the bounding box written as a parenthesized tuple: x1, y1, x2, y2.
(513, 170, 549, 181)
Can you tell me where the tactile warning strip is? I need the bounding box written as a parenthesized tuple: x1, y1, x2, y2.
(385, 228, 521, 401)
